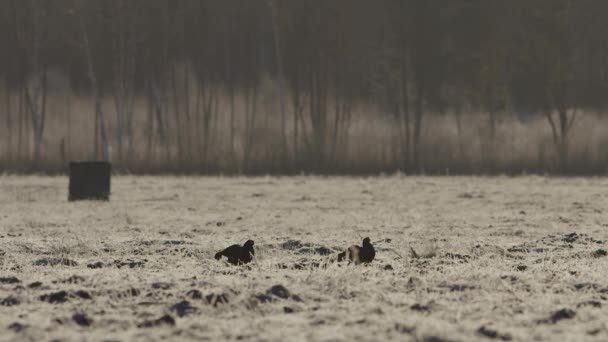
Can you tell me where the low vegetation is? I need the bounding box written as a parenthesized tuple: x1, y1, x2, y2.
(1, 176, 607, 341)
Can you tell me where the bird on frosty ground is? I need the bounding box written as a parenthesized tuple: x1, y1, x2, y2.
(214, 240, 255, 265)
(337, 237, 375, 265)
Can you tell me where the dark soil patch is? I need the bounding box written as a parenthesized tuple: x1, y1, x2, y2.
(40, 290, 69, 304)
(1, 296, 20, 306)
(33, 257, 77, 267)
(508, 233, 604, 255)
(7, 322, 26, 333)
(137, 314, 175, 328)
(563, 233, 579, 243)
(410, 303, 430, 312)
(551, 308, 576, 322)
(395, 323, 416, 334)
(279, 240, 333, 255)
(477, 326, 513, 341)
(254, 284, 302, 303)
(573, 283, 604, 292)
(170, 300, 199, 317)
(0, 277, 20, 284)
(268, 285, 290, 299)
(298, 246, 333, 255)
(458, 192, 479, 199)
(438, 283, 478, 292)
(186, 289, 202, 300)
(87, 261, 104, 269)
(538, 308, 577, 324)
(108, 287, 140, 299)
(163, 240, 187, 245)
(151, 282, 173, 290)
(62, 275, 86, 284)
(28, 281, 43, 289)
(422, 336, 457, 342)
(74, 290, 92, 300)
(444, 253, 471, 262)
(288, 260, 324, 270)
(406, 277, 424, 291)
(254, 293, 275, 303)
(72, 313, 93, 327)
(114, 259, 146, 269)
(577, 301, 602, 308)
(205, 293, 230, 307)
(183, 289, 230, 306)
(500, 275, 519, 284)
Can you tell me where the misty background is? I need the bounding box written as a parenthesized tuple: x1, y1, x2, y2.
(2, 0, 608, 175)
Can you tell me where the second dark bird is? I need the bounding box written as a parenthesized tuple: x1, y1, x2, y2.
(337, 237, 375, 265)
(214, 240, 255, 265)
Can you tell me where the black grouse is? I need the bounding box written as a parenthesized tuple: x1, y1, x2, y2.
(214, 240, 255, 265)
(337, 237, 375, 264)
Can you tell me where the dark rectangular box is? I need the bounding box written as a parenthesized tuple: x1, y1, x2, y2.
(69, 162, 111, 201)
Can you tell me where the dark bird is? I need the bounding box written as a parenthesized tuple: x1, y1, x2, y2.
(337, 237, 375, 264)
(214, 240, 255, 265)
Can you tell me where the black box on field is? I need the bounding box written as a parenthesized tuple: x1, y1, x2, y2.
(68, 161, 111, 201)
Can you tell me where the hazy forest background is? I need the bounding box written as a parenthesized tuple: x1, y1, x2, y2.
(2, 0, 608, 175)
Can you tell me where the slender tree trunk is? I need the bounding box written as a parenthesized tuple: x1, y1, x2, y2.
(243, 83, 259, 172)
(150, 78, 169, 161)
(223, 29, 236, 169)
(413, 80, 424, 173)
(95, 96, 109, 161)
(112, 2, 137, 164)
(308, 60, 329, 171)
(544, 99, 576, 172)
(26, 66, 47, 164)
(229, 83, 235, 168)
(291, 74, 302, 167)
(18, 87, 23, 160)
(183, 66, 192, 162)
(145, 79, 154, 161)
(80, 12, 109, 161)
(66, 86, 71, 161)
(454, 107, 465, 160)
(171, 64, 184, 163)
(558, 107, 572, 170)
(269, 0, 287, 160)
(5, 89, 11, 160)
(400, 52, 411, 170)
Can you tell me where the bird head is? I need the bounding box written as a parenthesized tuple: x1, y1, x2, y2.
(362, 237, 371, 245)
(243, 240, 255, 250)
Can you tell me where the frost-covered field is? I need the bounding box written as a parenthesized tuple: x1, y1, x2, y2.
(1, 176, 608, 342)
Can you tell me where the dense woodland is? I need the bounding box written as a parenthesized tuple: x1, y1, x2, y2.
(2, 0, 608, 174)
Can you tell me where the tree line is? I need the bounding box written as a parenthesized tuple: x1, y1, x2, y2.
(1, 0, 608, 174)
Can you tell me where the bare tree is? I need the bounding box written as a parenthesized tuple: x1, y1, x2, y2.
(268, 0, 288, 160)
(77, 4, 109, 161)
(242, 81, 259, 172)
(3, 85, 12, 160)
(111, 0, 137, 161)
(196, 76, 219, 167)
(18, 0, 49, 164)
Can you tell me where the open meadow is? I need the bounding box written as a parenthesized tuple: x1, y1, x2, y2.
(1, 176, 608, 341)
